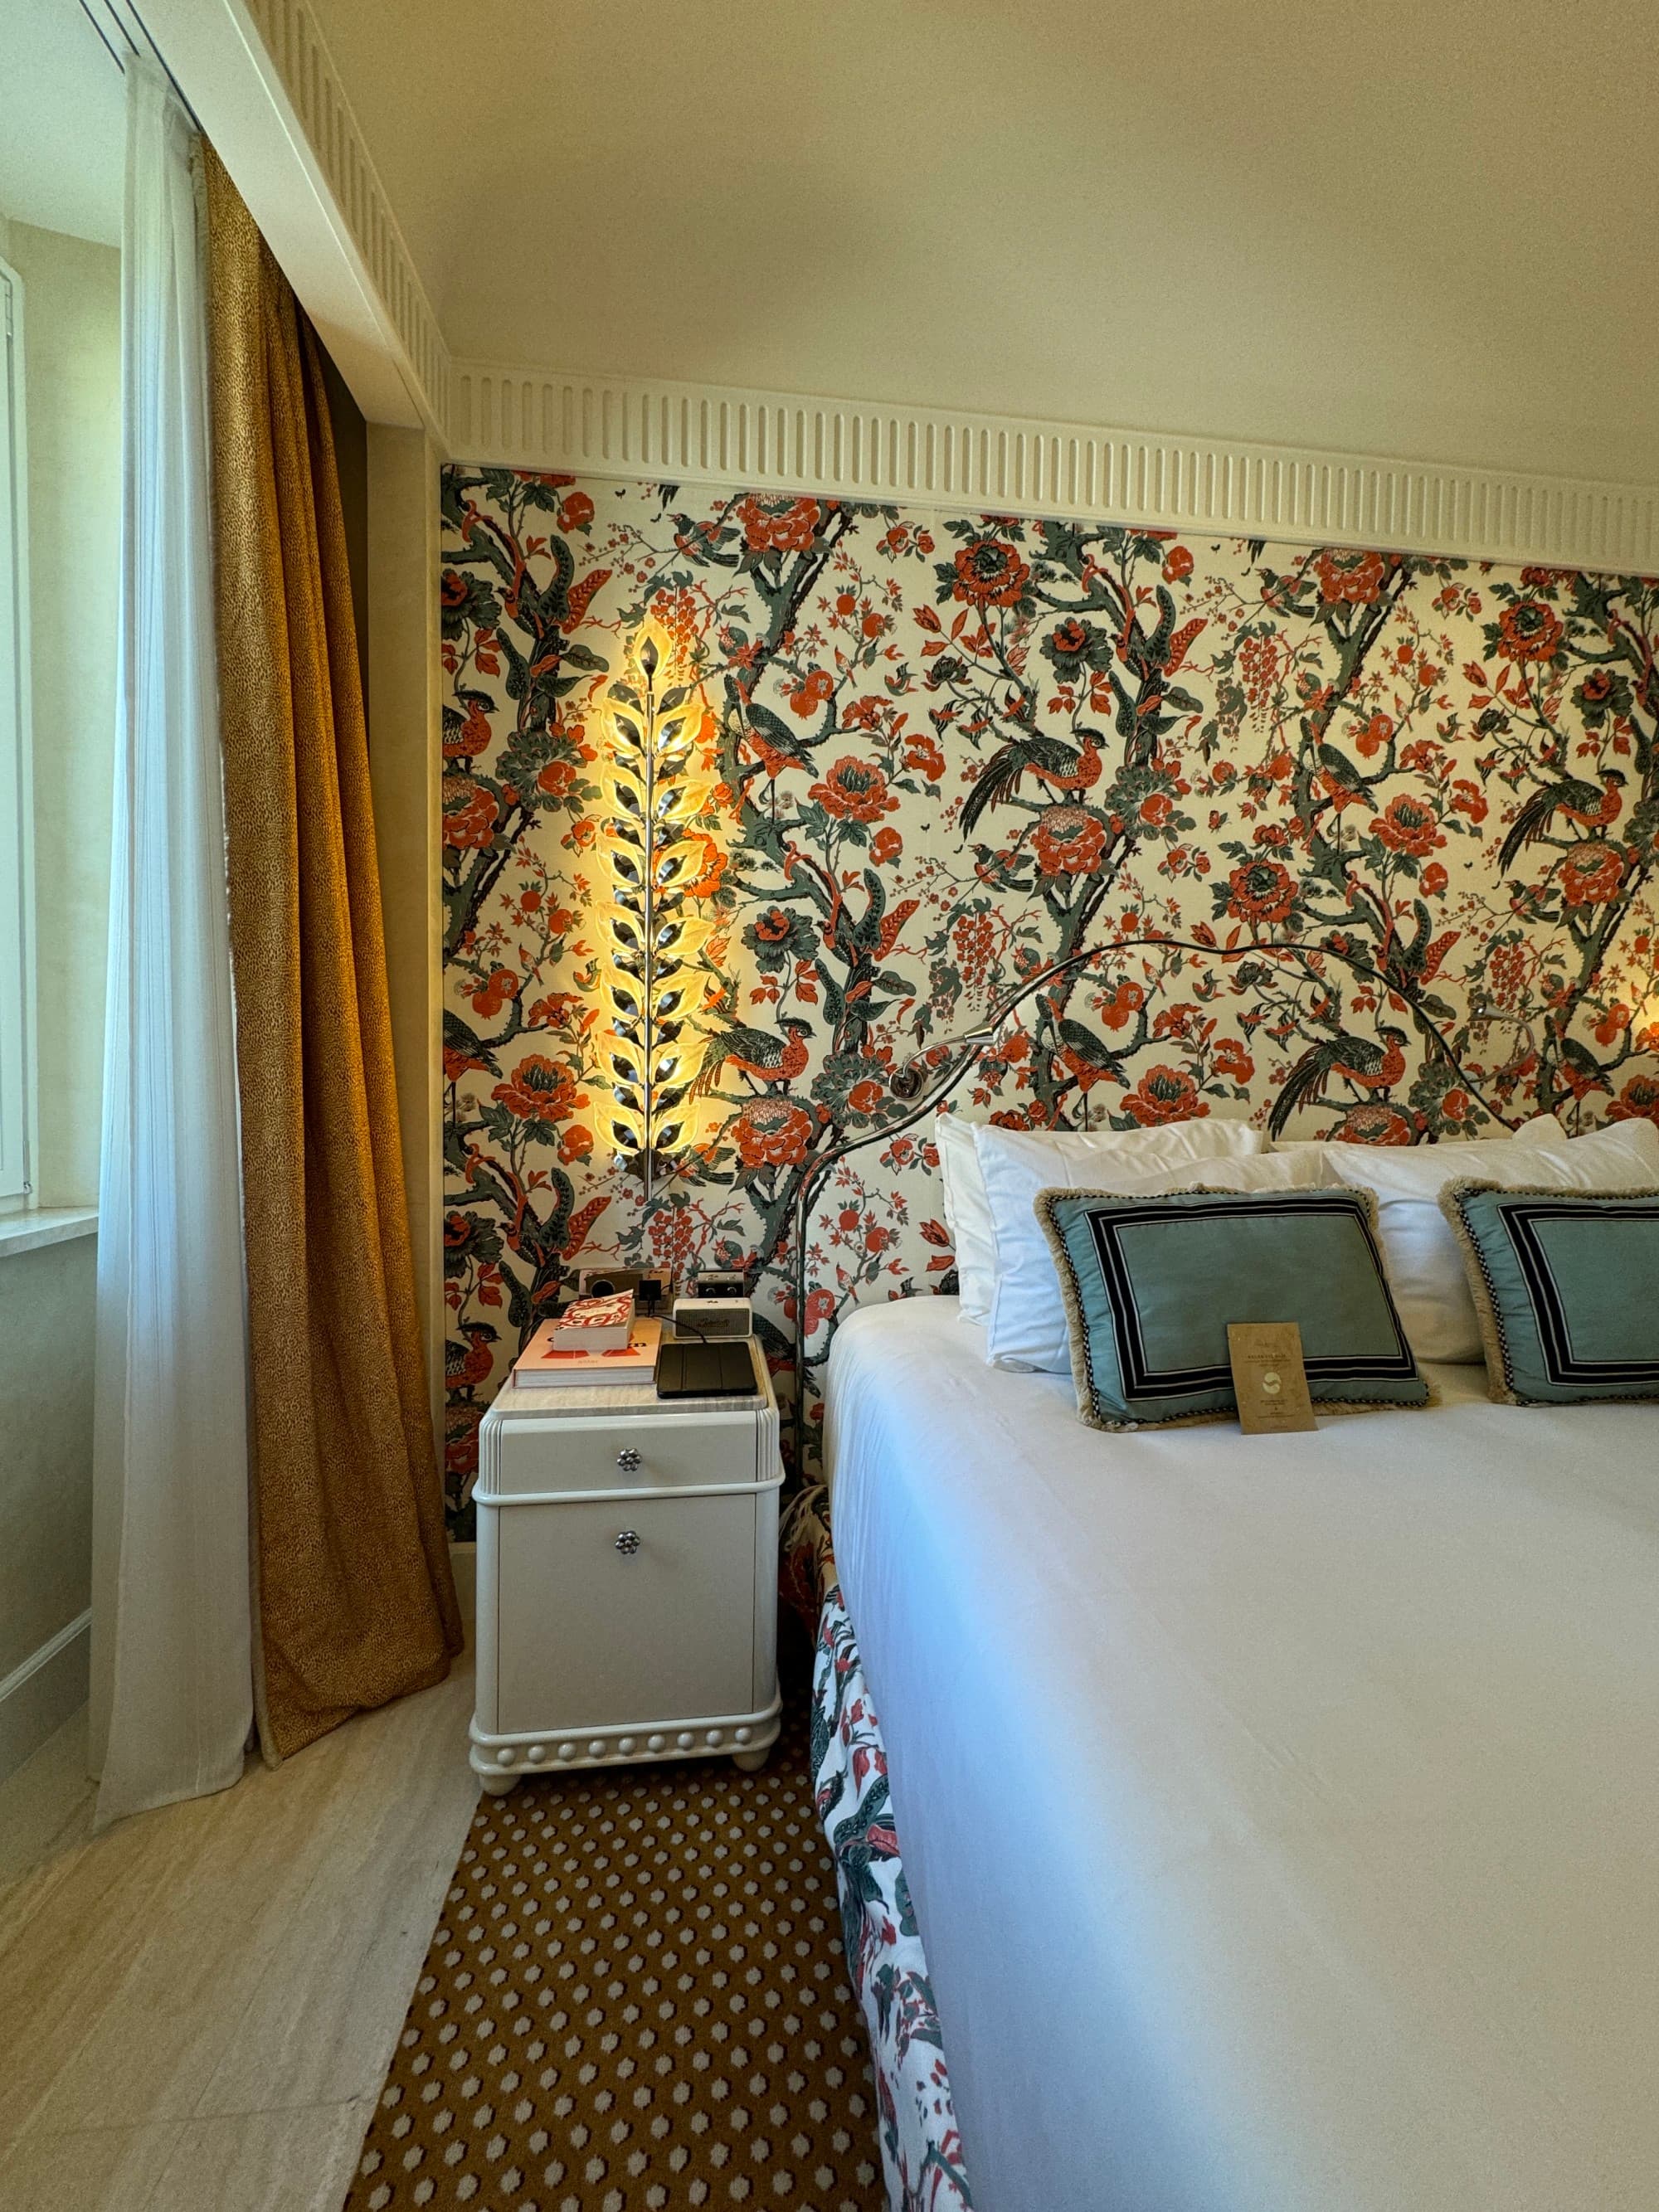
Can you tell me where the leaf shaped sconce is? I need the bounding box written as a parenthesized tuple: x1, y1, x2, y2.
(598, 621, 715, 1194)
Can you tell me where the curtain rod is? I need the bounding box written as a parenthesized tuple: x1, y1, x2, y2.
(76, 0, 204, 129)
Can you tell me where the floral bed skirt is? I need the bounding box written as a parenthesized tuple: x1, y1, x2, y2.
(784, 1486, 974, 2212)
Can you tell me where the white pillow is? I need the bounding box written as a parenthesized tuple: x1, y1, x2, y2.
(1327, 1117, 1658, 1363)
(936, 1113, 996, 1320)
(977, 1119, 1290, 1373)
(937, 1108, 1260, 1325)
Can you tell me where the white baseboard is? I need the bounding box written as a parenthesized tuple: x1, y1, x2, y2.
(0, 1610, 90, 1787)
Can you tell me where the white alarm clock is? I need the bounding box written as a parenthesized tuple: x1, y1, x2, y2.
(670, 1296, 753, 1341)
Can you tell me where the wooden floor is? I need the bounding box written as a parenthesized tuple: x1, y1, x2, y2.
(0, 1654, 481, 2212)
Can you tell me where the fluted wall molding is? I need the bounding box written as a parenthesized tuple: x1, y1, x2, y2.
(451, 360, 1659, 572)
(231, 0, 450, 434)
(190, 0, 1658, 571)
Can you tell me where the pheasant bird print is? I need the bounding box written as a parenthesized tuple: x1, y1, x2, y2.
(440, 470, 1659, 1528)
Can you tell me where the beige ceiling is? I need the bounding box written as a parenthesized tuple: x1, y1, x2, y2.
(307, 0, 1659, 483)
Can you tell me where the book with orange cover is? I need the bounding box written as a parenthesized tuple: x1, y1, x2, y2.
(511, 1315, 662, 1388)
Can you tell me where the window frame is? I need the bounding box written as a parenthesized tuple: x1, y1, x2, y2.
(0, 252, 36, 1210)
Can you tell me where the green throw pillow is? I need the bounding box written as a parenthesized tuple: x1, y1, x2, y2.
(1034, 1184, 1430, 1431)
(1440, 1179, 1659, 1407)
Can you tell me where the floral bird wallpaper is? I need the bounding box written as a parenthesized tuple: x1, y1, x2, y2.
(440, 469, 1659, 1530)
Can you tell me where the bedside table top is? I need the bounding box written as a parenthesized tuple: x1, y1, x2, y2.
(484, 1334, 778, 1424)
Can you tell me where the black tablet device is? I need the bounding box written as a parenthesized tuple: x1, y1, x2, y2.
(654, 1338, 761, 1399)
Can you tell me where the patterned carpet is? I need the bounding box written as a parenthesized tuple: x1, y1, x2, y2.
(343, 1700, 883, 2211)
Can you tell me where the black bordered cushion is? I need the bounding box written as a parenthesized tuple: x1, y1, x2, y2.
(1440, 1179, 1659, 1406)
(1034, 1184, 1430, 1431)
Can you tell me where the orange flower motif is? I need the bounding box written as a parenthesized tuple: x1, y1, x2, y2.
(736, 496, 823, 553)
(809, 756, 898, 824)
(847, 1079, 885, 1116)
(1450, 779, 1487, 823)
(1226, 858, 1297, 925)
(537, 757, 577, 798)
(1214, 1038, 1255, 1082)
(903, 732, 946, 782)
(1422, 862, 1449, 897)
(469, 966, 518, 1018)
(789, 669, 834, 717)
(557, 492, 595, 532)
(1331, 1103, 1413, 1145)
(1496, 600, 1564, 664)
(870, 827, 903, 865)
(442, 779, 498, 850)
(733, 1096, 814, 1168)
(1558, 840, 1626, 906)
(1139, 791, 1174, 828)
(1121, 1064, 1206, 1127)
(558, 1125, 594, 1164)
(1162, 546, 1194, 582)
(1372, 794, 1445, 858)
(492, 1054, 579, 1127)
(1097, 979, 1145, 1031)
(951, 537, 1029, 610)
(1355, 712, 1394, 758)
(1608, 1073, 1659, 1125)
(1441, 1087, 1472, 1122)
(1312, 548, 1388, 605)
(1032, 805, 1106, 876)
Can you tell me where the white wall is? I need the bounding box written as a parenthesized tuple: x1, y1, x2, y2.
(0, 216, 119, 1781)
(8, 218, 120, 1206)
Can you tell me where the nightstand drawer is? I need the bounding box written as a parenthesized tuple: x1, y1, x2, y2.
(488, 1409, 761, 1498)
(491, 1490, 759, 1733)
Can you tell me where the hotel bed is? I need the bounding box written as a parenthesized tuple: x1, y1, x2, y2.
(821, 1294, 1659, 2212)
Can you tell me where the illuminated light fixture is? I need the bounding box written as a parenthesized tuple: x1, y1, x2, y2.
(598, 621, 714, 1194)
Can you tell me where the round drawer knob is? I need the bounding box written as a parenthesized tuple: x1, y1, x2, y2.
(495, 1748, 513, 1767)
(557, 1742, 576, 1762)
(676, 1731, 694, 1750)
(587, 1738, 606, 1758)
(705, 1728, 723, 1748)
(528, 1743, 547, 1765)
(647, 1734, 665, 1753)
(617, 1736, 636, 1755)
(614, 1529, 640, 1557)
(734, 1728, 752, 1747)
(615, 1446, 642, 1472)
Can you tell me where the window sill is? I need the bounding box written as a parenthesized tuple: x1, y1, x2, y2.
(0, 1207, 98, 1258)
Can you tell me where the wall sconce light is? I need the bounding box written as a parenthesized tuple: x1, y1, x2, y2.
(599, 624, 712, 1197)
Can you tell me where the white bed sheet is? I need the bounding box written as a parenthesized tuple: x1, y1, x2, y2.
(825, 1296, 1659, 2212)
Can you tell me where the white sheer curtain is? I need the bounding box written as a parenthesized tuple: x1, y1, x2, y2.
(89, 58, 252, 1826)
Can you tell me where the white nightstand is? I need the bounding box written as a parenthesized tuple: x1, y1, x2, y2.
(469, 1339, 783, 1795)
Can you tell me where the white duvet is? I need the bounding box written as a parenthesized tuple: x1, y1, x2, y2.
(825, 1296, 1659, 2212)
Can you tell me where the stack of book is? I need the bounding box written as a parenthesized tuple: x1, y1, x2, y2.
(511, 1291, 661, 1388)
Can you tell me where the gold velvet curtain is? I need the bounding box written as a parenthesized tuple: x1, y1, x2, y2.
(202, 149, 461, 1761)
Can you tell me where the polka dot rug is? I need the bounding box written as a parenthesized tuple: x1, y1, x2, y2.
(343, 1700, 884, 2211)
